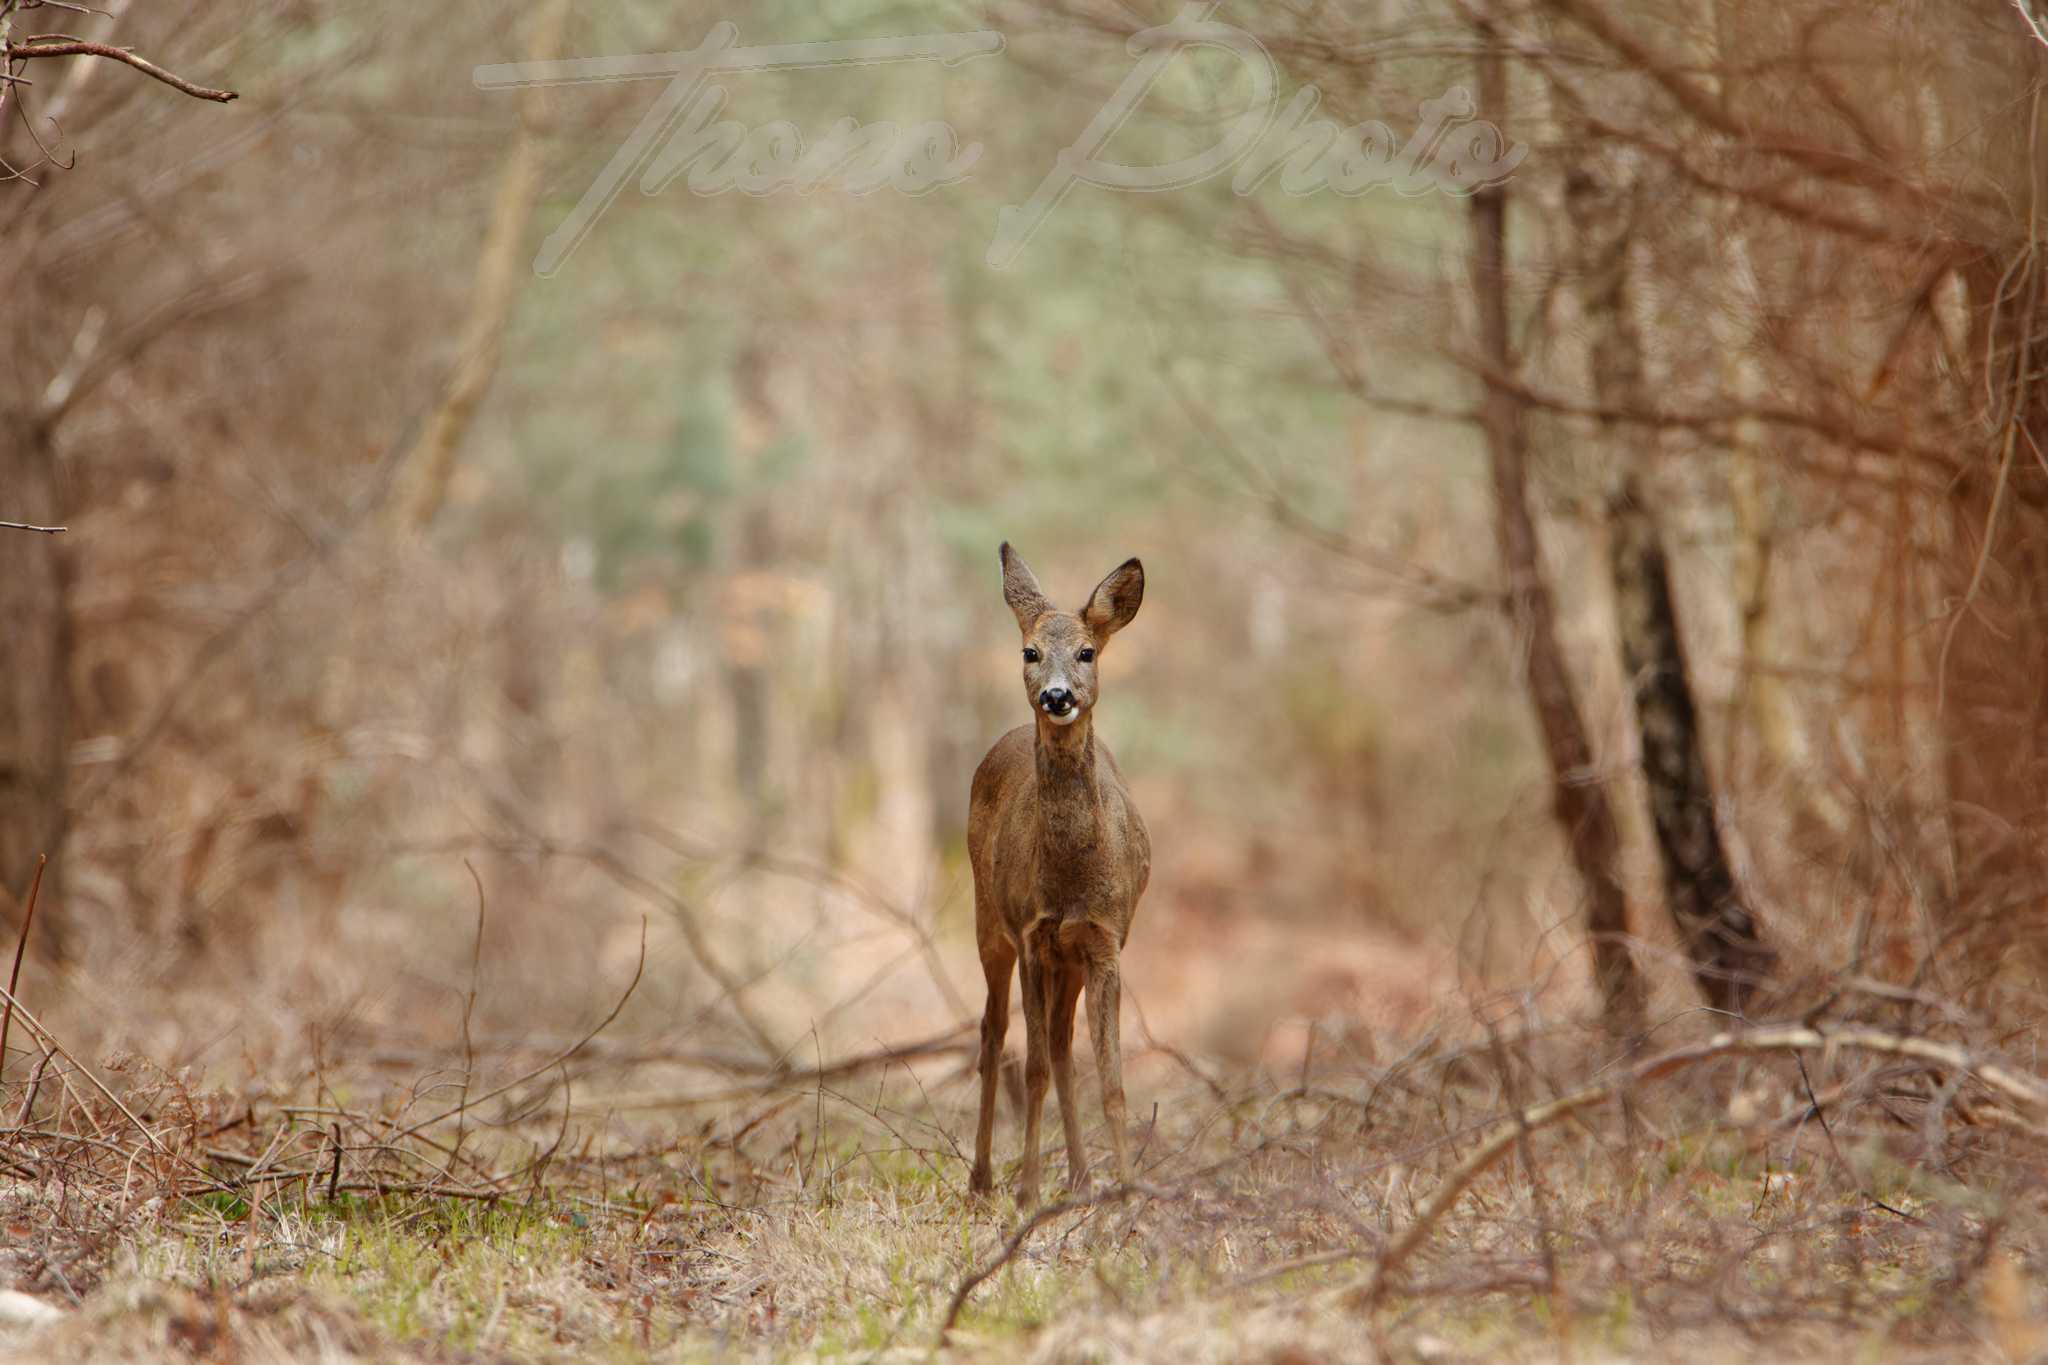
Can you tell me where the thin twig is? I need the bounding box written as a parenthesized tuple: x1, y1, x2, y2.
(0, 520, 65, 533)
(12, 1047, 53, 1125)
(395, 917, 646, 1140)
(453, 860, 487, 1164)
(0, 855, 48, 1084)
(0, 978, 204, 1171)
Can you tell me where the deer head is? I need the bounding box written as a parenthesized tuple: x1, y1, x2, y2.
(1000, 543, 1145, 727)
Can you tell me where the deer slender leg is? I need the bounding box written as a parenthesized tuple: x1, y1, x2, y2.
(1016, 943, 1052, 1209)
(969, 942, 1015, 1196)
(1048, 958, 1089, 1191)
(1085, 947, 1131, 1185)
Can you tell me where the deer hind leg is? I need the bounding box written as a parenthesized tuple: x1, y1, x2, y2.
(969, 942, 1015, 1196)
(1069, 922, 1131, 1185)
(1047, 957, 1089, 1192)
(1016, 928, 1056, 1209)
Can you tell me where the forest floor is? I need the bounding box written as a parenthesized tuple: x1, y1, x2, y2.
(2, 1005, 2046, 1364)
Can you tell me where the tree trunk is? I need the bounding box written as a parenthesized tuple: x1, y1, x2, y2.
(1608, 479, 1777, 1011)
(1562, 145, 1777, 1014)
(393, 0, 568, 531)
(1471, 32, 1645, 1031)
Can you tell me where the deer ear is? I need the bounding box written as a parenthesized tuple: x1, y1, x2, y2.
(1082, 557, 1144, 641)
(1000, 542, 1052, 629)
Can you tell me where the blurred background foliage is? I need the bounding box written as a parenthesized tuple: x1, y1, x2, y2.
(2, 0, 2044, 1077)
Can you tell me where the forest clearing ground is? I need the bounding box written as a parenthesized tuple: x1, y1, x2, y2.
(3, 1019, 2044, 1364)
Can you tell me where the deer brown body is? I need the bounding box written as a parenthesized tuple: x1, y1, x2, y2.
(967, 544, 1149, 1207)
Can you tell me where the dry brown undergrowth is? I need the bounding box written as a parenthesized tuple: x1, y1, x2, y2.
(5, 935, 2048, 1363)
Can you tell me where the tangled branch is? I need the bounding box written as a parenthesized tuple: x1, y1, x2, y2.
(1347, 1023, 2048, 1310)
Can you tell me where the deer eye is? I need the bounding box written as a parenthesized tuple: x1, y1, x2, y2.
(1022, 647, 1041, 664)
(1077, 647, 1095, 663)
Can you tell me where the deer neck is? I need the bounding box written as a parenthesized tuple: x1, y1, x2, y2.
(1034, 711, 1104, 858)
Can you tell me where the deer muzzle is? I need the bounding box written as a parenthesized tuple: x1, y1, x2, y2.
(1038, 685, 1079, 723)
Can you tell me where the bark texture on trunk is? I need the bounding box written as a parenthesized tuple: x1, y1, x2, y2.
(1609, 479, 1777, 1011)
(1472, 34, 1645, 1031)
(1563, 147, 1777, 1013)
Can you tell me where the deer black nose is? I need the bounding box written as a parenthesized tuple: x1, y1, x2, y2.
(1040, 688, 1074, 714)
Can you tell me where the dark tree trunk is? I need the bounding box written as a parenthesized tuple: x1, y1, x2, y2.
(1609, 480, 1777, 1012)
(1471, 32, 1646, 1032)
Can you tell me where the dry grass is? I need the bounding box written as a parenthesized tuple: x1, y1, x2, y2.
(5, 954, 2048, 1364)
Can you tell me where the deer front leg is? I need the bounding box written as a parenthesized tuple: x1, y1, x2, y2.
(1047, 959, 1089, 1192)
(1016, 944, 1052, 1209)
(969, 944, 1014, 1197)
(1084, 942, 1131, 1186)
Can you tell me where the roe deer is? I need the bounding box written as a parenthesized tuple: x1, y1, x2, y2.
(967, 543, 1149, 1207)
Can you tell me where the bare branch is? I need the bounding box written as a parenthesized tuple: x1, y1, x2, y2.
(6, 38, 235, 102)
(0, 854, 45, 1081)
(1463, 358, 1960, 481)
(1543, 0, 1975, 229)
